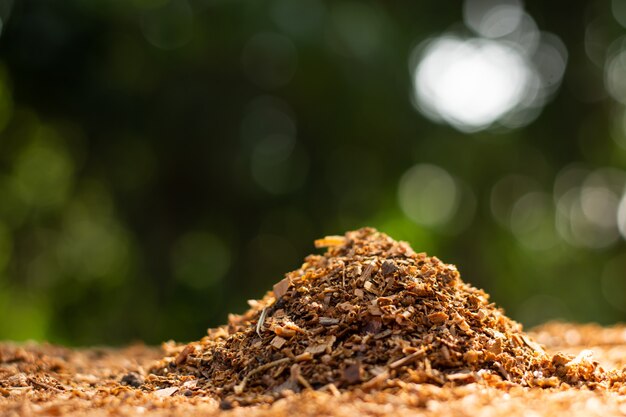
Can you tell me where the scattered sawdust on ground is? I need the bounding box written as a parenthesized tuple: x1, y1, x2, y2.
(2, 323, 626, 416)
(2, 228, 626, 416)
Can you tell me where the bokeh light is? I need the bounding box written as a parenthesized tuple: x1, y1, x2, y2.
(413, 37, 531, 132)
(240, 96, 297, 147)
(605, 38, 626, 105)
(555, 168, 624, 249)
(509, 192, 558, 251)
(250, 134, 309, 194)
(585, 16, 612, 68)
(0, 0, 12, 39)
(239, 96, 308, 194)
(411, 0, 567, 132)
(398, 164, 459, 228)
(12, 127, 74, 211)
(56, 184, 133, 284)
(612, 0, 626, 28)
(616, 191, 626, 239)
(329, 2, 385, 59)
(464, 0, 524, 39)
(171, 232, 231, 290)
(491, 175, 540, 228)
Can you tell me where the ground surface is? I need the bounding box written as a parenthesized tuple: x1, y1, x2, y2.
(1, 322, 626, 416)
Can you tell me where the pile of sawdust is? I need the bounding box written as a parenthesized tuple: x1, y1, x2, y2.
(149, 228, 625, 406)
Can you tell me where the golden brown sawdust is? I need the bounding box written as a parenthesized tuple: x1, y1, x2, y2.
(2, 324, 626, 416)
(149, 228, 624, 405)
(2, 228, 626, 416)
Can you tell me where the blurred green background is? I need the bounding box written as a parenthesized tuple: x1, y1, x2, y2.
(1, 0, 626, 345)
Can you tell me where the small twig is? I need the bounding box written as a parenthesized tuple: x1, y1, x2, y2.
(521, 334, 539, 351)
(362, 371, 389, 389)
(28, 378, 63, 392)
(380, 277, 393, 296)
(234, 357, 291, 394)
(296, 374, 313, 390)
(361, 348, 428, 389)
(493, 362, 510, 381)
(389, 347, 428, 369)
(256, 308, 268, 338)
(361, 261, 374, 282)
(319, 383, 341, 396)
(363, 347, 428, 390)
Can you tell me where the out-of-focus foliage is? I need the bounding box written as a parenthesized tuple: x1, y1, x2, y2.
(0, 0, 626, 345)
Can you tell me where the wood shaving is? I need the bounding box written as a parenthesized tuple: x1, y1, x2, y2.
(149, 228, 626, 405)
(1, 233, 626, 415)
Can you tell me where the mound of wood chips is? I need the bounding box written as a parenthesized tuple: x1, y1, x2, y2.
(149, 228, 625, 406)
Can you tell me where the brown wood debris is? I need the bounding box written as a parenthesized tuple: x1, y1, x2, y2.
(148, 228, 626, 406)
(2, 337, 626, 417)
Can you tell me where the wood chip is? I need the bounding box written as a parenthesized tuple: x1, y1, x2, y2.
(174, 345, 195, 366)
(273, 278, 291, 300)
(427, 311, 448, 325)
(154, 387, 178, 397)
(361, 262, 375, 281)
(343, 363, 362, 384)
(381, 260, 398, 276)
(319, 317, 340, 325)
(364, 318, 382, 334)
(314, 236, 346, 248)
(271, 336, 287, 349)
(274, 326, 296, 338)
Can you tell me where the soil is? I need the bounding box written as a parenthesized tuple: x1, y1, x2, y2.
(2, 228, 626, 416)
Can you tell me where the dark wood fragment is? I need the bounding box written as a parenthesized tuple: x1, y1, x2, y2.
(343, 363, 362, 384)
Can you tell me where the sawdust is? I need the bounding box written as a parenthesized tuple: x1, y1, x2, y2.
(2, 325, 626, 416)
(2, 228, 626, 415)
(149, 228, 626, 406)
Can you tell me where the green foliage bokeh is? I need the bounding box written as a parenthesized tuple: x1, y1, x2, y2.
(0, 0, 625, 345)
